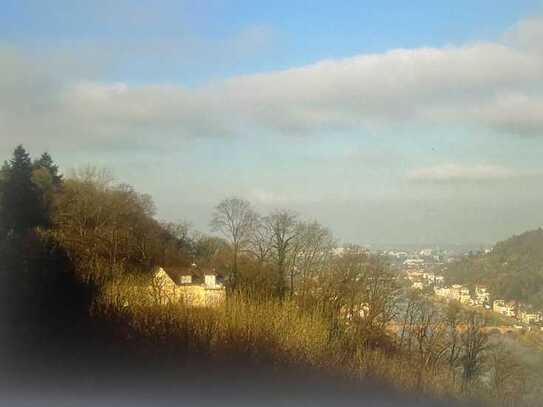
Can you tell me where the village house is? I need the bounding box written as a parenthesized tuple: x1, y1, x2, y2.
(419, 248, 433, 257)
(493, 299, 516, 318)
(422, 272, 435, 282)
(434, 286, 450, 299)
(341, 302, 371, 321)
(412, 281, 424, 290)
(149, 266, 226, 307)
(434, 284, 471, 304)
(450, 284, 472, 304)
(432, 283, 542, 325)
(406, 270, 424, 281)
(412, 272, 445, 288)
(404, 258, 424, 268)
(473, 286, 490, 307)
(518, 309, 542, 325)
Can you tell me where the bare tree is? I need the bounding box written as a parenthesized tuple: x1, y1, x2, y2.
(398, 290, 420, 355)
(161, 221, 192, 243)
(265, 209, 299, 298)
(247, 215, 273, 264)
(291, 221, 334, 302)
(315, 247, 397, 347)
(46, 170, 169, 284)
(312, 246, 369, 335)
(210, 197, 258, 286)
(444, 301, 463, 378)
(460, 311, 488, 392)
(409, 298, 449, 390)
(489, 343, 527, 407)
(359, 255, 398, 348)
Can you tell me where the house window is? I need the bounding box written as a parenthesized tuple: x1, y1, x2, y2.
(180, 275, 192, 284)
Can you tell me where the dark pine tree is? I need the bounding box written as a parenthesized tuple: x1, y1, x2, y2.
(0, 161, 10, 236)
(0, 145, 43, 236)
(33, 152, 63, 186)
(32, 151, 63, 226)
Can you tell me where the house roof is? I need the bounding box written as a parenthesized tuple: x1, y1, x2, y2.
(160, 266, 220, 285)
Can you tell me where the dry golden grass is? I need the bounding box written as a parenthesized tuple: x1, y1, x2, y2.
(94, 281, 524, 405)
(95, 283, 332, 366)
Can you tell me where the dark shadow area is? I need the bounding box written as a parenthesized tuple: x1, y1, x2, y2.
(1, 326, 470, 406)
(0, 250, 469, 407)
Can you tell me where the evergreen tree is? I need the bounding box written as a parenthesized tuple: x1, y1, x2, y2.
(0, 145, 43, 236)
(33, 152, 63, 186)
(32, 152, 63, 226)
(0, 161, 10, 236)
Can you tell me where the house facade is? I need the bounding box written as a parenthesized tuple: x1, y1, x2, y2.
(434, 284, 471, 304)
(149, 266, 226, 307)
(450, 284, 471, 304)
(493, 299, 516, 317)
(518, 309, 542, 325)
(474, 286, 490, 307)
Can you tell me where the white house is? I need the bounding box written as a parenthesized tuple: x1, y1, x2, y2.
(450, 284, 471, 304)
(493, 300, 516, 317)
(434, 275, 445, 286)
(149, 266, 226, 307)
(518, 309, 542, 325)
(434, 286, 450, 298)
(474, 286, 490, 307)
(412, 281, 424, 290)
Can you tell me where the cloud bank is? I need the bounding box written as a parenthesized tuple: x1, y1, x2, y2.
(2, 17, 543, 152)
(407, 164, 520, 182)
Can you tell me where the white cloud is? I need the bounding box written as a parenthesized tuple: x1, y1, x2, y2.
(216, 41, 543, 132)
(2, 17, 543, 153)
(504, 16, 543, 53)
(470, 92, 543, 136)
(407, 164, 520, 182)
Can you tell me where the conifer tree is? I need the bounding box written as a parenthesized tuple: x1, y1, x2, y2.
(0, 145, 43, 236)
(33, 152, 63, 186)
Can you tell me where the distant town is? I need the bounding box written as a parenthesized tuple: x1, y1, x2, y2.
(374, 247, 543, 329)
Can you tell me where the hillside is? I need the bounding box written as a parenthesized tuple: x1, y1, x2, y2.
(447, 228, 543, 307)
(2, 145, 540, 406)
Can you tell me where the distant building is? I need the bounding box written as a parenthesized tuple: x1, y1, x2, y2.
(434, 284, 471, 304)
(474, 286, 490, 307)
(450, 284, 471, 304)
(149, 266, 226, 307)
(518, 309, 542, 325)
(434, 286, 450, 298)
(404, 258, 424, 267)
(412, 281, 424, 290)
(388, 251, 408, 259)
(341, 302, 370, 321)
(422, 272, 435, 282)
(406, 270, 424, 281)
(493, 300, 516, 317)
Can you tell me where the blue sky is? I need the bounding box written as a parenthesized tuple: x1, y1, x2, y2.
(2, 1, 543, 245)
(2, 1, 541, 82)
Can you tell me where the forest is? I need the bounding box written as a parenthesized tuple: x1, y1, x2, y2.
(0, 145, 540, 406)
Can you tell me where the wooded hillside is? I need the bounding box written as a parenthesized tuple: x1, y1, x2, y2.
(447, 228, 543, 307)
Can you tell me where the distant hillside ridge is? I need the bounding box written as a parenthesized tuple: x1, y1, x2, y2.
(447, 227, 543, 308)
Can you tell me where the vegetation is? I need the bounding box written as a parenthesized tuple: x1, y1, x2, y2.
(1, 145, 540, 406)
(447, 229, 543, 307)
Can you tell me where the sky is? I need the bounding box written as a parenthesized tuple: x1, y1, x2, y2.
(2, 1, 543, 246)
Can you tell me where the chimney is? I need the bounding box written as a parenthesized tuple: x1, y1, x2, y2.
(204, 274, 216, 288)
